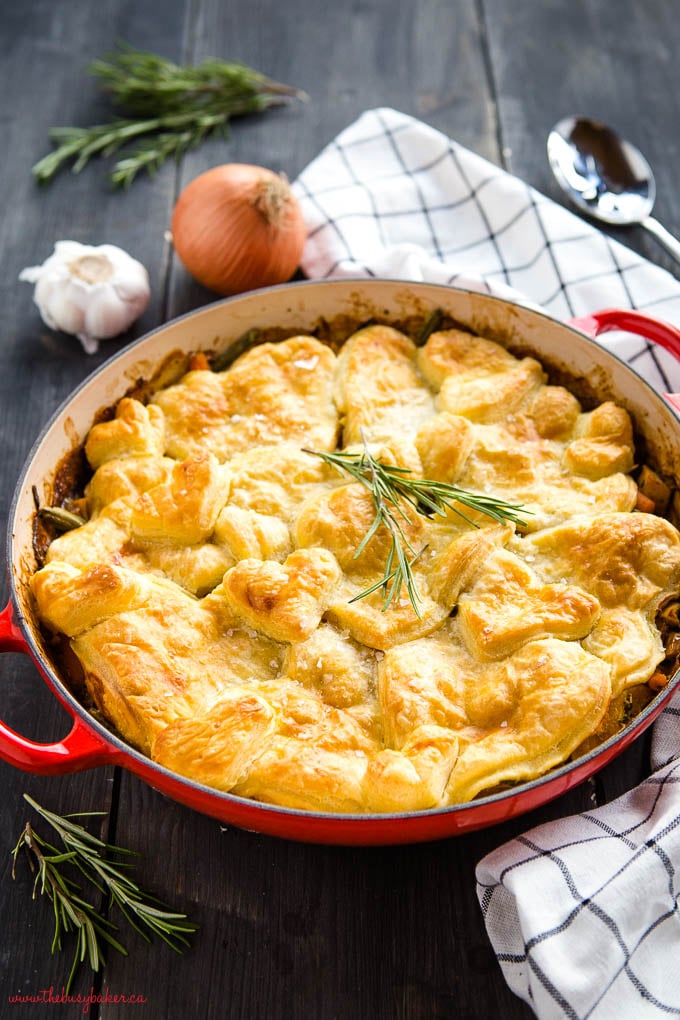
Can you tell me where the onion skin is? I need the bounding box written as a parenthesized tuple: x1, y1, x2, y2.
(171, 163, 307, 296)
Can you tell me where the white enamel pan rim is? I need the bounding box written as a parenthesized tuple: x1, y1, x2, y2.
(5, 278, 680, 829)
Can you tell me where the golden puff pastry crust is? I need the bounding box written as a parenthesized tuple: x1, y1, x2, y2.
(334, 324, 435, 443)
(457, 548, 601, 661)
(85, 398, 165, 469)
(152, 687, 277, 792)
(33, 560, 152, 638)
(86, 454, 175, 515)
(376, 627, 611, 802)
(222, 548, 342, 643)
(72, 580, 283, 753)
(30, 317, 680, 814)
(130, 452, 229, 546)
(152, 336, 339, 461)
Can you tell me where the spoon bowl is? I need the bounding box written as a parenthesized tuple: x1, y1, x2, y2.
(547, 116, 680, 264)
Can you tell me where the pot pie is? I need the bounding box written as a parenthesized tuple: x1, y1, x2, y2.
(30, 321, 680, 813)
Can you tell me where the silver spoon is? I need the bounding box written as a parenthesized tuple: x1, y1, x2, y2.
(547, 115, 680, 264)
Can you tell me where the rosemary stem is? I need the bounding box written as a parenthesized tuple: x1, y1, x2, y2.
(32, 45, 303, 187)
(303, 440, 530, 616)
(11, 795, 196, 993)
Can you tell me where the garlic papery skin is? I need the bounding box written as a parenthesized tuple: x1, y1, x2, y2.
(19, 241, 151, 354)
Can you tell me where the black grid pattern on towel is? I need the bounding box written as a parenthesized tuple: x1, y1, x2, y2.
(476, 754, 680, 1019)
(293, 107, 680, 395)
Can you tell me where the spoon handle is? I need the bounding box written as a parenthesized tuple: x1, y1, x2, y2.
(641, 216, 680, 265)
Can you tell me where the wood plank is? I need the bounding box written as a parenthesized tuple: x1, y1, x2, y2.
(167, 0, 503, 319)
(0, 0, 187, 1012)
(481, 0, 680, 275)
(103, 773, 542, 1019)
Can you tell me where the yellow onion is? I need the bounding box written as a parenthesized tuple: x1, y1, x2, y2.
(171, 163, 307, 295)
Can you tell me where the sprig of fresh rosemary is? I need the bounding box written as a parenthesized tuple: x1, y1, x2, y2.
(305, 439, 530, 616)
(32, 43, 305, 188)
(11, 794, 196, 992)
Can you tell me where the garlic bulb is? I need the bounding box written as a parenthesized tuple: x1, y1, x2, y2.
(19, 241, 150, 354)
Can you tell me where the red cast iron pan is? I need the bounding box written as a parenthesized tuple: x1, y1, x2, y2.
(2, 280, 680, 845)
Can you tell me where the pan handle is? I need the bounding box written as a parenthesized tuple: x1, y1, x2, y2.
(569, 308, 680, 363)
(0, 601, 119, 774)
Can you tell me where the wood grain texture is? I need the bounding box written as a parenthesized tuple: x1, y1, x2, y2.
(0, 0, 677, 1017)
(0, 0, 186, 1013)
(167, 0, 502, 318)
(109, 774, 562, 1019)
(482, 0, 680, 276)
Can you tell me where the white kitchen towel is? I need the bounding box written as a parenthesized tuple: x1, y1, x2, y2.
(476, 711, 680, 1020)
(293, 106, 680, 393)
(293, 107, 680, 1020)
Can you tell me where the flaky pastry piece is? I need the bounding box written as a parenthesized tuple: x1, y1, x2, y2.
(86, 454, 175, 515)
(43, 498, 229, 603)
(294, 479, 426, 575)
(152, 687, 278, 793)
(522, 384, 582, 440)
(213, 505, 291, 563)
(446, 638, 611, 802)
(142, 543, 234, 597)
(73, 581, 283, 755)
(222, 548, 342, 643)
(414, 411, 475, 485)
(44, 498, 134, 573)
(325, 579, 451, 652)
(417, 327, 546, 423)
(293, 453, 513, 649)
(458, 547, 601, 661)
(438, 357, 545, 423)
(563, 402, 635, 479)
(378, 627, 611, 803)
(85, 398, 165, 469)
(514, 512, 680, 698)
(225, 442, 332, 522)
(228, 678, 458, 814)
(152, 336, 339, 462)
(583, 609, 665, 697)
(321, 523, 512, 652)
(417, 327, 520, 387)
(235, 720, 459, 814)
(158, 677, 379, 811)
(415, 413, 638, 532)
(334, 324, 435, 443)
(130, 452, 229, 546)
(282, 622, 379, 715)
(413, 328, 639, 530)
(519, 512, 680, 609)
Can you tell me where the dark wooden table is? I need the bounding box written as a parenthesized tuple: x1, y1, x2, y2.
(1, 2, 678, 1017)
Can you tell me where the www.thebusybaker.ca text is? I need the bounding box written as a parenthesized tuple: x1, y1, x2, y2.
(8, 986, 147, 1014)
